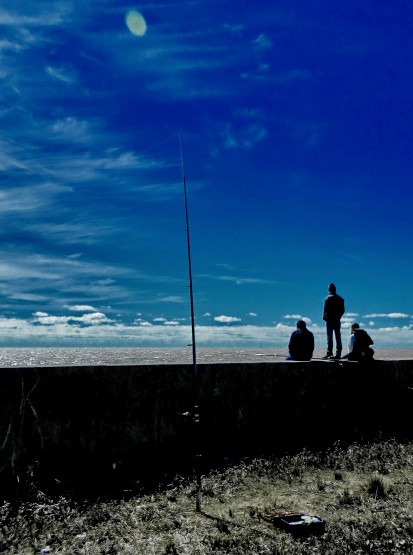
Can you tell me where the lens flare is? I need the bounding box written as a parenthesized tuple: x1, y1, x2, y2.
(125, 10, 147, 36)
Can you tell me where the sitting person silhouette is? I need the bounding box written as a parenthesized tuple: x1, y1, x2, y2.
(286, 320, 314, 361)
(341, 323, 374, 361)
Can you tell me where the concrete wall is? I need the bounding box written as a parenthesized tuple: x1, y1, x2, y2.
(1, 360, 413, 494)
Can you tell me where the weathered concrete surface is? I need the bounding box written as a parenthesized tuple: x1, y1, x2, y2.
(1, 359, 412, 493)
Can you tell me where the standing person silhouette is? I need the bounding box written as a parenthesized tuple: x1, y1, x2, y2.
(322, 283, 345, 359)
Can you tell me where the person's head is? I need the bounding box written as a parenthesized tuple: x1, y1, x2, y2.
(351, 323, 360, 333)
(296, 320, 307, 330)
(328, 283, 336, 293)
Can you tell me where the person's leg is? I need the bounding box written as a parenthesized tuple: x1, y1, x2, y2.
(326, 321, 334, 356)
(334, 320, 342, 357)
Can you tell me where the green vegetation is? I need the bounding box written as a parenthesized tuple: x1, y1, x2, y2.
(2, 439, 413, 554)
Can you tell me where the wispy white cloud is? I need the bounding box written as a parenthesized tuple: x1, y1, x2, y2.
(341, 316, 358, 328)
(364, 313, 410, 318)
(377, 326, 413, 332)
(0, 251, 135, 311)
(45, 65, 78, 85)
(252, 33, 272, 50)
(0, 4, 71, 28)
(68, 305, 97, 312)
(0, 259, 60, 281)
(26, 221, 115, 245)
(49, 117, 98, 144)
(202, 274, 274, 285)
(134, 318, 153, 327)
(0, 38, 24, 53)
(224, 23, 245, 37)
(214, 315, 242, 323)
(222, 122, 267, 150)
(112, 25, 240, 99)
(33, 310, 112, 326)
(282, 315, 312, 325)
(159, 295, 187, 303)
(0, 183, 72, 214)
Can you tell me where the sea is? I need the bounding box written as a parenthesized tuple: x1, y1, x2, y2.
(0, 347, 279, 367)
(0, 347, 412, 367)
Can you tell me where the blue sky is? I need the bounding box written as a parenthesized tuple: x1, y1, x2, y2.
(1, 0, 413, 348)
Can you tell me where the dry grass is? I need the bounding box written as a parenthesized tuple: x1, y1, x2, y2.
(2, 439, 413, 554)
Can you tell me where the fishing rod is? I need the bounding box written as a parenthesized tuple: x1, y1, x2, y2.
(179, 133, 202, 512)
(179, 133, 197, 381)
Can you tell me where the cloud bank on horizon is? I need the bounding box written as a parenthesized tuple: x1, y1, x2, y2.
(0, 1, 412, 348)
